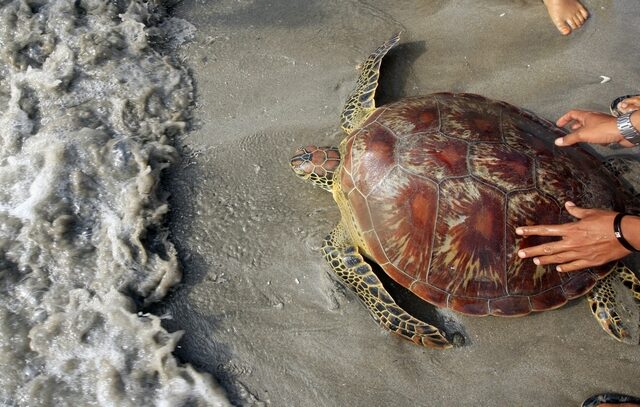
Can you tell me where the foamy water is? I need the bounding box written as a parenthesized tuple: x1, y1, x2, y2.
(0, 1, 228, 405)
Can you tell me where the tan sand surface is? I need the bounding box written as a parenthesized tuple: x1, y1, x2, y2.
(151, 1, 640, 405)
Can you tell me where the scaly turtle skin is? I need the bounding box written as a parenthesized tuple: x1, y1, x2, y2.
(291, 33, 640, 348)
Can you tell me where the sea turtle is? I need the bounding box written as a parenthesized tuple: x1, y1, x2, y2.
(290, 33, 640, 348)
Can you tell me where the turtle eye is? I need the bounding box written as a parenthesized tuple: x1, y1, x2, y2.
(301, 153, 312, 161)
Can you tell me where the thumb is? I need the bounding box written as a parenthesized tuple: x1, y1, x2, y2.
(555, 132, 581, 146)
(565, 201, 589, 219)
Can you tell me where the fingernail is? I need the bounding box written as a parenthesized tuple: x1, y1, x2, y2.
(515, 228, 524, 235)
(620, 102, 627, 108)
(555, 137, 564, 146)
(566, 201, 575, 207)
(556, 265, 562, 272)
(533, 258, 540, 265)
(518, 250, 525, 258)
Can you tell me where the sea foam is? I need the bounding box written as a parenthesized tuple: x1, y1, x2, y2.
(0, 0, 228, 405)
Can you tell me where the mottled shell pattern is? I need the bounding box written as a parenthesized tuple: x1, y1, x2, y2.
(335, 93, 625, 316)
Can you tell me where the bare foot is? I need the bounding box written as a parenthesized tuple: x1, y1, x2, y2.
(616, 96, 640, 115)
(543, 0, 589, 35)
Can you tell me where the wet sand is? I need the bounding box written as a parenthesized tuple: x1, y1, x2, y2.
(153, 1, 640, 405)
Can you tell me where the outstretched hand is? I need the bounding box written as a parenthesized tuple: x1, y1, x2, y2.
(553, 110, 636, 148)
(515, 202, 630, 272)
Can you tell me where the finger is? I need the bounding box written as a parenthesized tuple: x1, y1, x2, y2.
(531, 250, 583, 266)
(517, 241, 571, 259)
(555, 131, 582, 146)
(564, 201, 591, 219)
(515, 224, 567, 236)
(556, 110, 586, 127)
(555, 259, 594, 272)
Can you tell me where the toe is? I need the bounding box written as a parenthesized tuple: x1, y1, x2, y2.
(579, 6, 589, 20)
(556, 22, 571, 35)
(573, 15, 584, 28)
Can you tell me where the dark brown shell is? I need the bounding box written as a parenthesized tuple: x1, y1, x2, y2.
(339, 93, 626, 316)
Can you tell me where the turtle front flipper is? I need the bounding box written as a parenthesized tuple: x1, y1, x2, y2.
(587, 263, 640, 344)
(340, 32, 401, 134)
(321, 222, 451, 348)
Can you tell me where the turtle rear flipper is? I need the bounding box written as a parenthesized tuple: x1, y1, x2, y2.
(340, 32, 401, 134)
(322, 222, 452, 348)
(587, 263, 640, 344)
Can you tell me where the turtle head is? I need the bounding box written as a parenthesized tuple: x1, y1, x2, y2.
(290, 145, 341, 192)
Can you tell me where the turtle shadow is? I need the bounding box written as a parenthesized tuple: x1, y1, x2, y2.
(375, 40, 427, 106)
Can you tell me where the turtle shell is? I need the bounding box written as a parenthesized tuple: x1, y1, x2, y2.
(337, 93, 627, 316)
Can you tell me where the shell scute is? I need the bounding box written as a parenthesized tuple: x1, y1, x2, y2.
(375, 96, 440, 136)
(561, 272, 599, 299)
(469, 143, 534, 192)
(449, 295, 490, 316)
(530, 287, 568, 311)
(489, 296, 531, 316)
(536, 150, 588, 207)
(347, 189, 374, 234)
(341, 135, 355, 175)
(397, 132, 468, 181)
(366, 167, 438, 281)
(428, 177, 506, 299)
(349, 123, 397, 196)
(502, 114, 556, 156)
(437, 93, 502, 142)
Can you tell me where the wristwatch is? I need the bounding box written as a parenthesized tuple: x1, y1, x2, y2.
(616, 111, 640, 145)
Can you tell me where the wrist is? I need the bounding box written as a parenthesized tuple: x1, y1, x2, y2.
(620, 215, 640, 252)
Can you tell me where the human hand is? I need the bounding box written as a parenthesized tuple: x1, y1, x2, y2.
(553, 110, 635, 148)
(615, 95, 640, 115)
(515, 202, 630, 272)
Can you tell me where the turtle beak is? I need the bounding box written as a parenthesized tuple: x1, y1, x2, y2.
(290, 146, 314, 177)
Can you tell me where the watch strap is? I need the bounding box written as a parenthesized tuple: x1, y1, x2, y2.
(616, 112, 640, 145)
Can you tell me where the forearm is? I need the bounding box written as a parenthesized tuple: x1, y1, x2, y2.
(621, 215, 640, 251)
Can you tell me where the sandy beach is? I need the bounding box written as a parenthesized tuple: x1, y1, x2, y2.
(148, 0, 640, 406)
